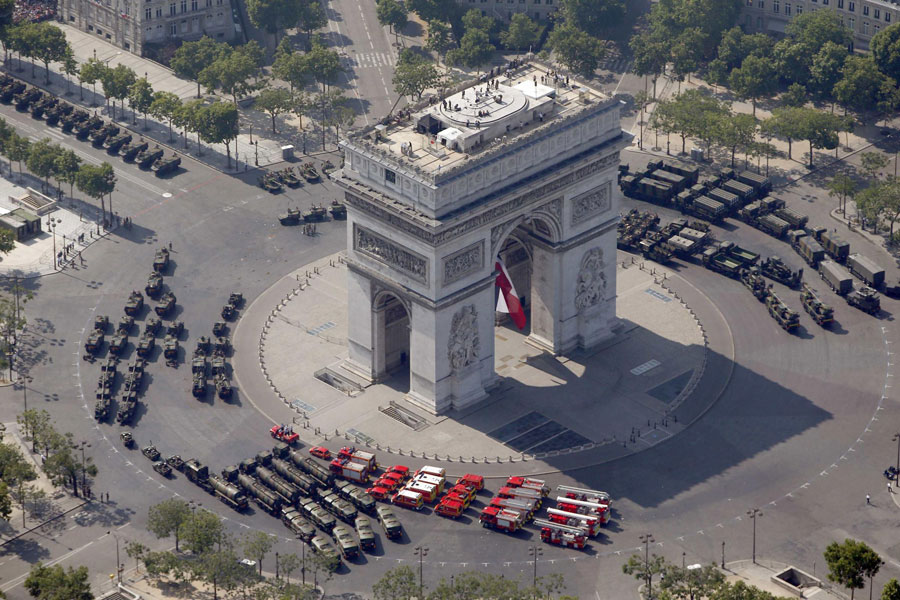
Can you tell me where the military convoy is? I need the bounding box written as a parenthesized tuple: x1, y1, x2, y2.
(153, 248, 170, 273)
(759, 257, 802, 288)
(847, 286, 881, 315)
(765, 289, 800, 332)
(800, 284, 834, 327)
(152, 154, 181, 177)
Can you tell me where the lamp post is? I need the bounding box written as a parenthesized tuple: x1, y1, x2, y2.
(275, 552, 279, 579)
(76, 441, 90, 497)
(892, 433, 900, 484)
(682, 551, 686, 569)
(747, 508, 763, 564)
(107, 531, 122, 583)
(300, 541, 306, 586)
(639, 533, 655, 599)
(528, 545, 543, 597)
(46, 217, 60, 270)
(254, 141, 259, 166)
(414, 546, 428, 600)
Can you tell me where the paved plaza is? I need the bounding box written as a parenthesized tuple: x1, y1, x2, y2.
(243, 250, 710, 462)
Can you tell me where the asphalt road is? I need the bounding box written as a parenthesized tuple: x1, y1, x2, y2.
(1, 70, 900, 600)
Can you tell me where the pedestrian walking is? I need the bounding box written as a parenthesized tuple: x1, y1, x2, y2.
(889, 481, 893, 494)
(867, 493, 871, 504)
(168, 241, 172, 250)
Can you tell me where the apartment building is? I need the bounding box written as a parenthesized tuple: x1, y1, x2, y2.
(61, 0, 236, 56)
(742, 0, 899, 50)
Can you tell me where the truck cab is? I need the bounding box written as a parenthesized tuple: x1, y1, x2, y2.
(376, 505, 403, 539)
(331, 525, 360, 559)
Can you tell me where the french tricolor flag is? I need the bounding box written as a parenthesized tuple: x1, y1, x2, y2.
(495, 259, 526, 330)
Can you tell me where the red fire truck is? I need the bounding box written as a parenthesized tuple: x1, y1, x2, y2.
(506, 476, 550, 497)
(555, 496, 610, 525)
(557, 485, 611, 506)
(534, 518, 588, 549)
(337, 447, 378, 474)
(478, 506, 524, 533)
(489, 496, 537, 520)
(456, 473, 484, 491)
(497, 486, 543, 508)
(435, 497, 465, 518)
(329, 459, 369, 483)
(546, 507, 600, 536)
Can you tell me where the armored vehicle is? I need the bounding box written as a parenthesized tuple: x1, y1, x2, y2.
(741, 268, 769, 301)
(214, 336, 230, 354)
(125, 290, 144, 316)
(117, 315, 134, 335)
(303, 205, 328, 222)
(94, 314, 110, 332)
(191, 355, 207, 375)
(14, 88, 42, 110)
(94, 395, 112, 421)
(144, 316, 162, 336)
(116, 392, 138, 424)
(280, 168, 301, 187)
(301, 163, 320, 182)
(212, 321, 226, 337)
(104, 132, 132, 153)
(847, 286, 881, 315)
(109, 332, 127, 355)
(121, 139, 149, 162)
(152, 154, 181, 176)
(211, 354, 226, 376)
(259, 173, 283, 193)
(167, 321, 184, 338)
(137, 145, 164, 168)
(800, 284, 834, 327)
(330, 201, 347, 220)
(765, 290, 800, 331)
(221, 303, 235, 320)
(75, 116, 102, 140)
(279, 208, 302, 225)
(91, 123, 119, 147)
(195, 336, 210, 355)
(0, 81, 25, 102)
(153, 247, 170, 272)
(136, 332, 155, 357)
(155, 292, 176, 317)
(145, 271, 163, 297)
(166, 455, 185, 471)
(192, 373, 206, 398)
(153, 461, 172, 477)
(85, 329, 104, 354)
(142, 445, 161, 461)
(228, 293, 243, 307)
(123, 359, 145, 392)
(759, 256, 802, 288)
(215, 373, 232, 399)
(163, 335, 179, 360)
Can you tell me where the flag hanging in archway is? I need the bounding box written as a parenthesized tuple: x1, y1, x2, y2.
(495, 259, 526, 330)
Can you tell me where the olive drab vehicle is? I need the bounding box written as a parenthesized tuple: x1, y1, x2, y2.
(136, 331, 156, 357)
(120, 431, 134, 448)
(330, 200, 347, 220)
(212, 321, 227, 337)
(123, 358, 146, 393)
(163, 335, 179, 365)
(214, 336, 230, 354)
(765, 289, 800, 331)
(301, 163, 320, 182)
(847, 286, 881, 315)
(741, 268, 769, 301)
(303, 205, 328, 222)
(116, 391, 138, 424)
(279, 207, 302, 225)
(800, 284, 834, 327)
(75, 116, 102, 140)
(191, 355, 207, 375)
(121, 139, 149, 162)
(125, 290, 144, 316)
(153, 248, 170, 273)
(280, 168, 301, 187)
(759, 256, 802, 288)
(142, 445, 161, 461)
(228, 293, 243, 307)
(137, 145, 164, 168)
(144, 316, 162, 336)
(259, 172, 283, 193)
(195, 336, 210, 355)
(192, 373, 206, 398)
(105, 132, 132, 153)
(152, 154, 181, 176)
(145, 271, 163, 297)
(167, 321, 184, 337)
(85, 329, 104, 354)
(221, 303, 235, 320)
(166, 455, 185, 471)
(91, 123, 120, 147)
(117, 315, 134, 335)
(15, 87, 42, 110)
(211, 354, 226, 377)
(109, 331, 127, 355)
(94, 315, 110, 332)
(215, 373, 232, 399)
(155, 291, 176, 317)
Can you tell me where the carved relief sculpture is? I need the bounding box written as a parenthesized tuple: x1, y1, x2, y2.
(354, 225, 428, 283)
(574, 247, 607, 312)
(448, 305, 480, 371)
(571, 182, 611, 226)
(443, 242, 484, 286)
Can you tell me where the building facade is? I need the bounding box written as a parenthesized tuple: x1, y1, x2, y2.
(741, 0, 898, 50)
(454, 0, 559, 22)
(336, 63, 628, 415)
(60, 0, 235, 56)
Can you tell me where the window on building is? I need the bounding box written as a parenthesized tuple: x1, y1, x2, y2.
(180, 19, 186, 31)
(170, 22, 176, 34)
(796, 4, 802, 13)
(180, 0, 186, 13)
(822, 0, 827, 5)
(87, 24, 93, 31)
(746, 13, 752, 24)
(169, 2, 175, 15)
(875, 24, 879, 33)
(191, 0, 197, 9)
(546, 0, 552, 4)
(773, 0, 779, 12)
(849, 16, 855, 29)
(874, 8, 880, 18)
(216, 11, 223, 23)
(863, 20, 868, 33)
(849, 1, 854, 11)
(206, 0, 211, 7)
(757, 15, 763, 26)
(146, 25, 151, 34)
(385, 169, 396, 184)
(759, 0, 763, 8)
(887, 12, 891, 22)
(785, 2, 791, 14)
(863, 4, 868, 15)
(96, 27, 103, 34)
(145, 6, 151, 18)
(156, 7, 161, 16)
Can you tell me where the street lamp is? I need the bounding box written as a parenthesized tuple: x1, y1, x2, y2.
(414, 546, 428, 599)
(892, 433, 900, 484)
(254, 140, 259, 166)
(275, 552, 279, 579)
(639, 533, 655, 599)
(76, 441, 90, 497)
(106, 531, 122, 583)
(747, 508, 763, 564)
(46, 217, 60, 270)
(528, 545, 543, 598)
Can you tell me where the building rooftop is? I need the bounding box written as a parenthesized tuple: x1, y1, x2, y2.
(345, 61, 612, 181)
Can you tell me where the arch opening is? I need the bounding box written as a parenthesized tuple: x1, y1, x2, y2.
(373, 292, 411, 389)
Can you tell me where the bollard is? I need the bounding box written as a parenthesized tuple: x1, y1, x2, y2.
(460, 456, 464, 462)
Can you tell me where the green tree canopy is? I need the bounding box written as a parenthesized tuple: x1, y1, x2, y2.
(24, 563, 93, 600)
(246, 0, 299, 42)
(500, 13, 539, 53)
(781, 82, 808, 108)
(255, 87, 293, 133)
(883, 578, 900, 600)
(128, 77, 154, 128)
(392, 50, 441, 101)
(171, 36, 228, 97)
(549, 20, 607, 79)
(560, 0, 626, 37)
(272, 46, 310, 93)
(446, 28, 495, 71)
(825, 539, 882, 600)
(871, 23, 900, 82)
(150, 91, 182, 141)
(426, 20, 455, 64)
(728, 53, 776, 115)
(715, 112, 758, 168)
(25, 138, 60, 191)
(30, 23, 69, 84)
(180, 508, 224, 555)
(197, 101, 240, 167)
(296, 0, 327, 46)
(242, 531, 274, 576)
(372, 566, 419, 600)
(199, 49, 257, 104)
(304, 41, 343, 92)
(833, 55, 897, 114)
(101, 64, 137, 120)
(376, 0, 408, 42)
(827, 173, 857, 214)
(77, 58, 107, 104)
(147, 498, 192, 551)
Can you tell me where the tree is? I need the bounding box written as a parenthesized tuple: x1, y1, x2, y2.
(242, 531, 274, 577)
(125, 541, 148, 572)
(196, 101, 239, 168)
(872, 23, 900, 82)
(171, 36, 228, 98)
(825, 539, 882, 600)
(861, 151, 890, 182)
(447, 28, 495, 71)
(809, 41, 849, 99)
(279, 553, 301, 585)
(408, 0, 462, 28)
(827, 173, 857, 215)
(304, 41, 343, 93)
(773, 10, 852, 86)
(659, 563, 725, 600)
(26, 139, 60, 192)
(622, 554, 667, 600)
(0, 481, 11, 521)
(711, 580, 791, 600)
(425, 20, 455, 66)
(150, 91, 182, 141)
(373, 566, 418, 600)
(196, 548, 242, 600)
(61, 47, 78, 97)
(630, 30, 669, 99)
(16, 409, 49, 452)
(715, 112, 758, 168)
(834, 55, 896, 115)
(272, 47, 310, 94)
(765, 107, 807, 160)
(31, 23, 68, 84)
(147, 498, 192, 551)
(461, 8, 494, 34)
(728, 54, 775, 116)
(24, 563, 93, 600)
(376, 0, 408, 43)
(634, 90, 651, 150)
(256, 88, 292, 134)
(883, 578, 900, 600)
(393, 50, 440, 101)
(781, 82, 808, 108)
(176, 99, 203, 150)
(128, 77, 154, 128)
(199, 51, 255, 104)
(322, 92, 356, 145)
(77, 58, 106, 106)
(501, 13, 539, 54)
(101, 64, 137, 120)
(670, 28, 706, 86)
(54, 148, 81, 198)
(548, 21, 606, 79)
(856, 184, 886, 233)
(560, 0, 625, 37)
(5, 132, 29, 178)
(798, 108, 850, 167)
(7, 23, 38, 77)
(179, 508, 224, 555)
(295, 0, 327, 47)
(75, 162, 116, 224)
(659, 88, 728, 154)
(43, 431, 97, 497)
(246, 0, 299, 44)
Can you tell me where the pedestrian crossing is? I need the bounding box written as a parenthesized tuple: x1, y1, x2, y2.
(343, 51, 396, 70)
(598, 55, 630, 74)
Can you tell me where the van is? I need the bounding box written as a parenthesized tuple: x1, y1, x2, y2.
(416, 465, 446, 479)
(376, 505, 403, 539)
(392, 489, 424, 510)
(414, 474, 445, 493)
(406, 482, 437, 503)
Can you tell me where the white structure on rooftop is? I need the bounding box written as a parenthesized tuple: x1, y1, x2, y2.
(335, 62, 629, 415)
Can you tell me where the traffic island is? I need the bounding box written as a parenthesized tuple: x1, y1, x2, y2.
(233, 251, 730, 468)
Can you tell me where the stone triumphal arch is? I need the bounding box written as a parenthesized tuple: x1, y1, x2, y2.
(335, 62, 628, 415)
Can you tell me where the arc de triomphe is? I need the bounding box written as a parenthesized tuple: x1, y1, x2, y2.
(334, 63, 628, 415)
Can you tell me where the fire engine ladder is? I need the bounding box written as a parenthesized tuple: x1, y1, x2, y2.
(533, 518, 590, 536)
